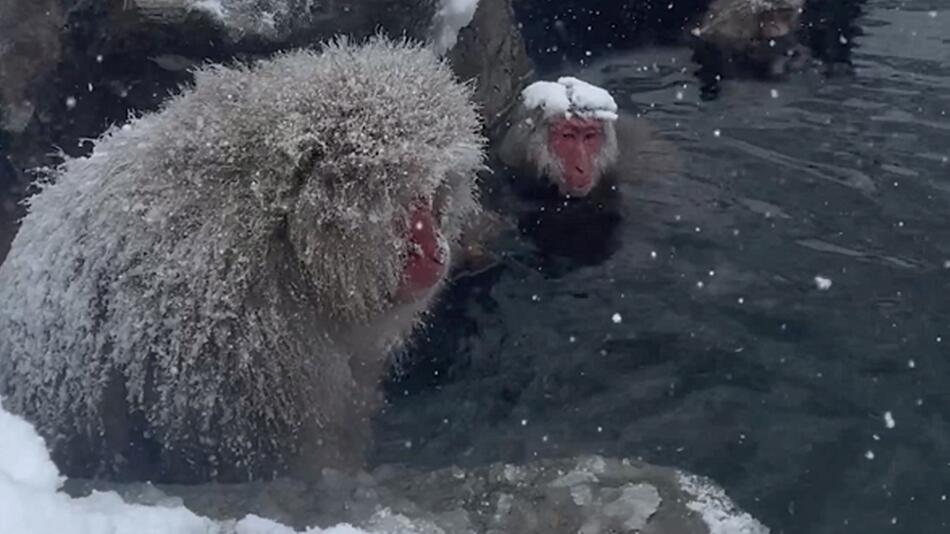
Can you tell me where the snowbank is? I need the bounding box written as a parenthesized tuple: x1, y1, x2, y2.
(0, 402, 768, 534)
(0, 401, 371, 534)
(678, 472, 770, 534)
(521, 77, 619, 121)
(430, 0, 481, 55)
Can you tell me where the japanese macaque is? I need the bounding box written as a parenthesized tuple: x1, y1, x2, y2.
(690, 0, 808, 85)
(498, 77, 621, 199)
(498, 76, 677, 200)
(0, 36, 485, 483)
(495, 77, 678, 271)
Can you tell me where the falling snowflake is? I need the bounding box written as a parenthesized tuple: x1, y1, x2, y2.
(884, 411, 895, 429)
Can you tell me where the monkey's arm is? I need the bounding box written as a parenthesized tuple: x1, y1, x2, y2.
(451, 209, 514, 280)
(496, 108, 536, 172)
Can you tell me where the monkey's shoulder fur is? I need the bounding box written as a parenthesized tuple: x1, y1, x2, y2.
(0, 37, 485, 482)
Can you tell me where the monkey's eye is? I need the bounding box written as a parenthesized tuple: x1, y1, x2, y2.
(561, 132, 577, 140)
(583, 132, 599, 142)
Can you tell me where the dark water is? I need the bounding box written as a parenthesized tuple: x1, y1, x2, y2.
(376, 2, 950, 532)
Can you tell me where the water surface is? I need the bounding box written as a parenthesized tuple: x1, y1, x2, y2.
(376, 2, 950, 532)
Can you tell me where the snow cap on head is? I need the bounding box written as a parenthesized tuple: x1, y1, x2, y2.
(521, 77, 618, 121)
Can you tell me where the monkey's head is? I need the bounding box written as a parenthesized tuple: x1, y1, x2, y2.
(692, 0, 804, 54)
(253, 37, 484, 326)
(509, 78, 619, 198)
(758, 7, 802, 40)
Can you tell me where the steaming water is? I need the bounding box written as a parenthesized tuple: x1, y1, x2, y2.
(376, 1, 950, 532)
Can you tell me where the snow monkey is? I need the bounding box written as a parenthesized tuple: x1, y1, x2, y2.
(498, 76, 681, 202)
(493, 77, 678, 273)
(0, 36, 485, 483)
(498, 77, 620, 199)
(690, 0, 808, 81)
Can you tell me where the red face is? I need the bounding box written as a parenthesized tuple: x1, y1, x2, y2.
(548, 117, 605, 197)
(395, 203, 445, 302)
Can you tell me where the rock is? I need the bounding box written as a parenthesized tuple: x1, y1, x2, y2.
(66, 455, 769, 534)
(445, 0, 533, 130)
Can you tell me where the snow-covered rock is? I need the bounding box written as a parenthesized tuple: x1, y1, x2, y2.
(430, 0, 481, 55)
(0, 400, 379, 534)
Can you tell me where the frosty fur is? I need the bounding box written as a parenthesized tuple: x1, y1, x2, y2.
(0, 36, 485, 482)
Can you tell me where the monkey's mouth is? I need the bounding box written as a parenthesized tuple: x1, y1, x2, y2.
(395, 204, 447, 302)
(561, 169, 595, 197)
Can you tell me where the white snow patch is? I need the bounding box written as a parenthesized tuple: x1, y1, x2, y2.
(814, 275, 832, 290)
(0, 401, 377, 534)
(193, 0, 227, 20)
(521, 77, 618, 121)
(235, 515, 367, 534)
(0, 404, 63, 492)
(558, 77, 618, 120)
(678, 473, 770, 534)
(522, 81, 571, 117)
(429, 0, 480, 55)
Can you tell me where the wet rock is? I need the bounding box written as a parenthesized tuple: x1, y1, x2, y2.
(446, 0, 533, 132)
(66, 455, 769, 534)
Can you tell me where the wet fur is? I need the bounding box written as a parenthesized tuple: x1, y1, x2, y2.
(691, 0, 807, 85)
(0, 36, 485, 482)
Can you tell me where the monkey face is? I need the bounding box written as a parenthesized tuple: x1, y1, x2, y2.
(547, 117, 606, 197)
(287, 162, 478, 325)
(394, 200, 447, 303)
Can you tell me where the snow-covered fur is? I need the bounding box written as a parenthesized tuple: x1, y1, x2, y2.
(0, 36, 485, 482)
(498, 102, 619, 193)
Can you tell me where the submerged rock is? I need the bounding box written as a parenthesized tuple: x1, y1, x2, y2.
(68, 455, 769, 534)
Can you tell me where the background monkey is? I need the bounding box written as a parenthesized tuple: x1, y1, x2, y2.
(493, 77, 678, 271)
(690, 0, 809, 91)
(498, 77, 676, 200)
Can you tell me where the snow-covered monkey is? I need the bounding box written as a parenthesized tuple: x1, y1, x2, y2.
(498, 77, 678, 200)
(0, 37, 485, 482)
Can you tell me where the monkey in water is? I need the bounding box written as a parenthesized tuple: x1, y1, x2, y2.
(493, 76, 677, 271)
(690, 0, 809, 94)
(498, 76, 676, 200)
(0, 36, 485, 483)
